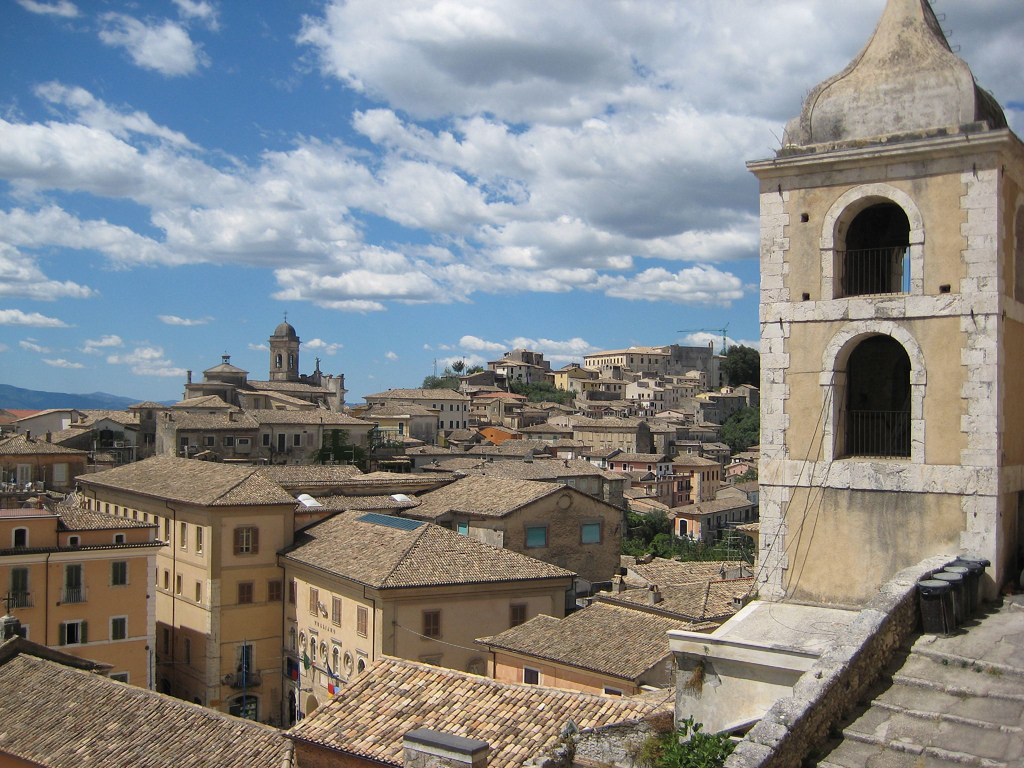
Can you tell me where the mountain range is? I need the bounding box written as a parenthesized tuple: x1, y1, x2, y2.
(0, 383, 173, 411)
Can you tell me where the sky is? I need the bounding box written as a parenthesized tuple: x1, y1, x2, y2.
(1, 0, 1022, 403)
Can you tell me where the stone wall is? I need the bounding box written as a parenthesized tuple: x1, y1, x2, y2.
(527, 712, 674, 768)
(724, 554, 952, 768)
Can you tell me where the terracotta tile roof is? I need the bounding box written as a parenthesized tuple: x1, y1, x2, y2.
(571, 416, 644, 429)
(518, 423, 574, 433)
(10, 408, 83, 421)
(53, 502, 156, 531)
(445, 428, 477, 441)
(249, 409, 371, 426)
(735, 480, 759, 493)
(170, 395, 237, 410)
(313, 494, 421, 512)
(466, 440, 555, 456)
(409, 476, 561, 520)
(359, 402, 437, 417)
(166, 413, 259, 430)
(479, 602, 689, 680)
(79, 410, 140, 426)
(671, 455, 722, 468)
(282, 510, 573, 588)
(365, 388, 470, 401)
(405, 445, 456, 456)
(426, 457, 489, 471)
(0, 647, 292, 768)
(78, 456, 296, 506)
(0, 435, 87, 456)
(599, 578, 754, 623)
(287, 656, 666, 768)
(260, 464, 364, 486)
(128, 401, 165, 409)
(246, 380, 333, 393)
(612, 453, 671, 463)
(692, 497, 754, 516)
(623, 558, 747, 586)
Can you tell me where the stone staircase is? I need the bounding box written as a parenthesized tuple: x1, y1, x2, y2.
(816, 600, 1024, 768)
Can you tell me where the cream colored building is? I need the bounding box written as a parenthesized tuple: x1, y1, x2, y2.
(1, 502, 160, 685)
(280, 510, 574, 722)
(76, 457, 297, 724)
(749, 0, 1023, 605)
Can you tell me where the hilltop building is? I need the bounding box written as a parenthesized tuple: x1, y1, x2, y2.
(182, 320, 347, 412)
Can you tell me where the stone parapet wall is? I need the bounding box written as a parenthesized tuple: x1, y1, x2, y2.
(724, 554, 952, 768)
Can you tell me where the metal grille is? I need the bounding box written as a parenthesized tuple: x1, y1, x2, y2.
(61, 586, 87, 604)
(846, 410, 910, 458)
(839, 246, 909, 296)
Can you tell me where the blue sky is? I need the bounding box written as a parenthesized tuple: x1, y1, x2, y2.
(1, 0, 1022, 403)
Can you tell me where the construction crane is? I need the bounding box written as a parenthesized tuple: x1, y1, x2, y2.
(677, 325, 730, 355)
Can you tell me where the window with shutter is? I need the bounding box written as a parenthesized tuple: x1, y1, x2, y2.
(309, 587, 319, 616)
(357, 606, 368, 637)
(332, 596, 342, 626)
(234, 526, 258, 555)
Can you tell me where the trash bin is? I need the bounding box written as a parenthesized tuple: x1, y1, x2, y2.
(945, 564, 975, 617)
(955, 556, 990, 607)
(932, 571, 966, 628)
(917, 579, 954, 635)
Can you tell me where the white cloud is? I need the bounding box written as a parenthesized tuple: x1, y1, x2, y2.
(457, 334, 598, 364)
(459, 335, 506, 354)
(19, 340, 51, 353)
(99, 14, 208, 77)
(16, 0, 78, 17)
(82, 335, 124, 354)
(107, 345, 187, 377)
(437, 353, 486, 369)
(0, 309, 70, 327)
(385, 351, 398, 361)
(0, 344, 7, 352)
(172, 0, 219, 31)
(43, 358, 84, 369)
(305, 338, 343, 355)
(158, 314, 211, 326)
(0, 243, 95, 300)
(679, 332, 759, 354)
(598, 265, 745, 306)
(248, 342, 269, 351)
(423, 343, 433, 350)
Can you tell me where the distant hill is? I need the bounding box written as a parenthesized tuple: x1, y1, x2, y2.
(0, 383, 173, 411)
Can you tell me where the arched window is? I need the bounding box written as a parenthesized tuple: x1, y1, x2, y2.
(289, 627, 297, 651)
(288, 353, 295, 369)
(275, 354, 282, 369)
(332, 646, 340, 676)
(839, 203, 910, 297)
(843, 336, 911, 458)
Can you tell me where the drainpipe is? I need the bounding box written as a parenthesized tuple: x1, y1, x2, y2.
(163, 500, 178, 689)
(44, 551, 51, 647)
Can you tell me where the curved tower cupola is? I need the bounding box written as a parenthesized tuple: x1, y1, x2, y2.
(269, 316, 300, 382)
(783, 0, 1006, 150)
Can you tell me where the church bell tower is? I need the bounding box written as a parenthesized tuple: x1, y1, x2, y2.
(269, 317, 300, 383)
(749, 0, 1023, 605)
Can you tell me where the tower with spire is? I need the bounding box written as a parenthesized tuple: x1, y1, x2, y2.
(748, 0, 1022, 605)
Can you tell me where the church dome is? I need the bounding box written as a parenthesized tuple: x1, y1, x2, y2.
(272, 321, 298, 339)
(783, 0, 1006, 150)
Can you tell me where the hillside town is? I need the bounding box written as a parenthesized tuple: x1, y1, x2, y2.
(3, 2, 1024, 768)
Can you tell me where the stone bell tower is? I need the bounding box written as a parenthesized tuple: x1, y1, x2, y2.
(269, 317, 300, 383)
(748, 0, 1023, 605)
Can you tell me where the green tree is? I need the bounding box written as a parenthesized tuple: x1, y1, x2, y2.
(466, 365, 484, 374)
(421, 374, 460, 390)
(451, 360, 466, 374)
(721, 406, 759, 453)
(722, 344, 760, 387)
(508, 380, 575, 405)
(313, 430, 366, 469)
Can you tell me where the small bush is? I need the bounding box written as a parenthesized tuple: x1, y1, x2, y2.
(638, 717, 735, 768)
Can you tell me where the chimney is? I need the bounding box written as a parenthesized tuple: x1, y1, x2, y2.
(1, 612, 25, 641)
(647, 584, 662, 605)
(403, 729, 488, 768)
(186, 370, 192, 384)
(45, 431, 51, 443)
(611, 574, 626, 594)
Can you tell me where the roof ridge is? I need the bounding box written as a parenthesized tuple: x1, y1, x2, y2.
(209, 464, 266, 503)
(379, 521, 433, 587)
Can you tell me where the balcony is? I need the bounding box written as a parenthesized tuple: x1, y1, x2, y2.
(845, 410, 910, 459)
(222, 669, 262, 689)
(9, 591, 31, 608)
(61, 586, 87, 604)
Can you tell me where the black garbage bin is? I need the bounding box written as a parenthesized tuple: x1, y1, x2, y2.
(917, 579, 954, 635)
(932, 571, 966, 628)
(945, 565, 975, 617)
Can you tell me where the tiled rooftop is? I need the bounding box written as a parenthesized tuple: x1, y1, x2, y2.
(359, 402, 438, 417)
(78, 456, 296, 506)
(599, 578, 754, 622)
(466, 440, 555, 456)
(282, 509, 573, 588)
(248, 409, 371, 426)
(409, 476, 561, 520)
(0, 435, 87, 456)
(623, 557, 748, 586)
(0, 641, 292, 768)
(479, 601, 689, 680)
(166, 413, 259, 430)
(246, 380, 333, 393)
(260, 464, 364, 485)
(170, 395, 237, 410)
(365, 388, 470, 401)
(460, 457, 619, 481)
(54, 502, 156, 531)
(312, 494, 421, 511)
(287, 656, 667, 768)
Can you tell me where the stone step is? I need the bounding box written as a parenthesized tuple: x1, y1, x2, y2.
(820, 737, 997, 768)
(893, 653, 1024, 701)
(871, 700, 1024, 735)
(876, 680, 1024, 729)
(912, 647, 1024, 680)
(840, 730, 1009, 768)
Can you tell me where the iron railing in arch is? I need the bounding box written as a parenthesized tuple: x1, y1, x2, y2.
(846, 410, 911, 459)
(838, 246, 910, 297)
